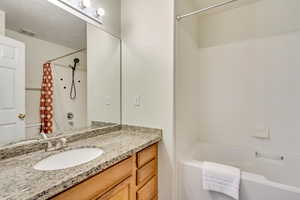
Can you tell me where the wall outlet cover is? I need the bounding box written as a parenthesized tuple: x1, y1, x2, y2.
(134, 96, 141, 107)
(105, 96, 111, 106)
(253, 128, 270, 139)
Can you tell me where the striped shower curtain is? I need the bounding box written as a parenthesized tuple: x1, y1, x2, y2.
(40, 63, 54, 134)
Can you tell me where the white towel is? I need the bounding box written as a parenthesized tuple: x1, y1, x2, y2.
(203, 162, 241, 200)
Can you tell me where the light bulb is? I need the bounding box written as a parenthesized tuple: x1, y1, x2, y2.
(80, 0, 91, 8)
(96, 8, 105, 17)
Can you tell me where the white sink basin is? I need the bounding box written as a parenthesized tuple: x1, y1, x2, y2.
(34, 148, 104, 171)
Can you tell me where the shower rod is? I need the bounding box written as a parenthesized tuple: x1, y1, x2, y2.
(176, 0, 239, 21)
(47, 48, 86, 63)
(26, 88, 41, 91)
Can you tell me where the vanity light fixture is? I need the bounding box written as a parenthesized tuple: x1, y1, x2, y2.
(80, 0, 91, 9)
(96, 8, 105, 17)
(48, 0, 103, 25)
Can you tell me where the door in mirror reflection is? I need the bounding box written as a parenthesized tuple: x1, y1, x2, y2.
(0, 36, 25, 145)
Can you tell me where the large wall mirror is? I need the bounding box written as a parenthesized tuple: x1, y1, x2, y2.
(0, 0, 121, 146)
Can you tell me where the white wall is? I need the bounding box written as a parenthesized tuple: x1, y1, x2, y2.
(6, 29, 87, 138)
(121, 0, 175, 199)
(175, 1, 203, 199)
(175, 0, 201, 160)
(0, 10, 4, 35)
(87, 23, 121, 124)
(176, 0, 300, 169)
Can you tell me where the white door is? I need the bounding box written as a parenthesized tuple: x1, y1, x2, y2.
(0, 35, 25, 145)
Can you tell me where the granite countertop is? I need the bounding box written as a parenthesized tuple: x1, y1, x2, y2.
(0, 127, 162, 200)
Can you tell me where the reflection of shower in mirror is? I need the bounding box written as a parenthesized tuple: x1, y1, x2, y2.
(69, 58, 80, 100)
(0, 0, 121, 147)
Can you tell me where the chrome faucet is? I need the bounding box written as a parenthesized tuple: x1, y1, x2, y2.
(41, 133, 67, 152)
(55, 138, 68, 150)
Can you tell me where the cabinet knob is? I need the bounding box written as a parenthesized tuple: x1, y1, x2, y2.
(18, 113, 26, 120)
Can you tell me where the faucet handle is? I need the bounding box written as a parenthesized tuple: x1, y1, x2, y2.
(56, 137, 67, 149)
(44, 137, 68, 152)
(60, 138, 67, 146)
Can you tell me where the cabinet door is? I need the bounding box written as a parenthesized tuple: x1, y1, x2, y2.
(97, 177, 131, 200)
(136, 176, 156, 200)
(52, 158, 132, 200)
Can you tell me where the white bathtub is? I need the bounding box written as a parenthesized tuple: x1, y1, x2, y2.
(179, 143, 300, 200)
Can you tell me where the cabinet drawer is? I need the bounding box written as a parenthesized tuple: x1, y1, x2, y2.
(137, 144, 157, 168)
(136, 176, 156, 200)
(52, 158, 133, 200)
(136, 159, 155, 185)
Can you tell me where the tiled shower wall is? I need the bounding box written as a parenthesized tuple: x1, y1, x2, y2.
(176, 0, 300, 162)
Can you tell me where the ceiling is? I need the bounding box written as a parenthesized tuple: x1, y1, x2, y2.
(0, 0, 86, 49)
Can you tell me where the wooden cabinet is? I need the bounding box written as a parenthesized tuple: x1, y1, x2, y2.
(52, 158, 132, 200)
(134, 144, 158, 200)
(97, 178, 131, 200)
(51, 143, 158, 200)
(136, 176, 156, 200)
(137, 145, 157, 168)
(136, 160, 155, 185)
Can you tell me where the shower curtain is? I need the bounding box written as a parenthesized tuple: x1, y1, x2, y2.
(40, 63, 54, 134)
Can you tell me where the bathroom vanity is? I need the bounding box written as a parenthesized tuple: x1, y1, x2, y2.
(0, 125, 162, 200)
(52, 143, 158, 200)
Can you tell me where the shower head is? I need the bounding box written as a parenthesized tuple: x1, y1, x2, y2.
(69, 58, 80, 100)
(71, 58, 80, 70)
(74, 58, 80, 64)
